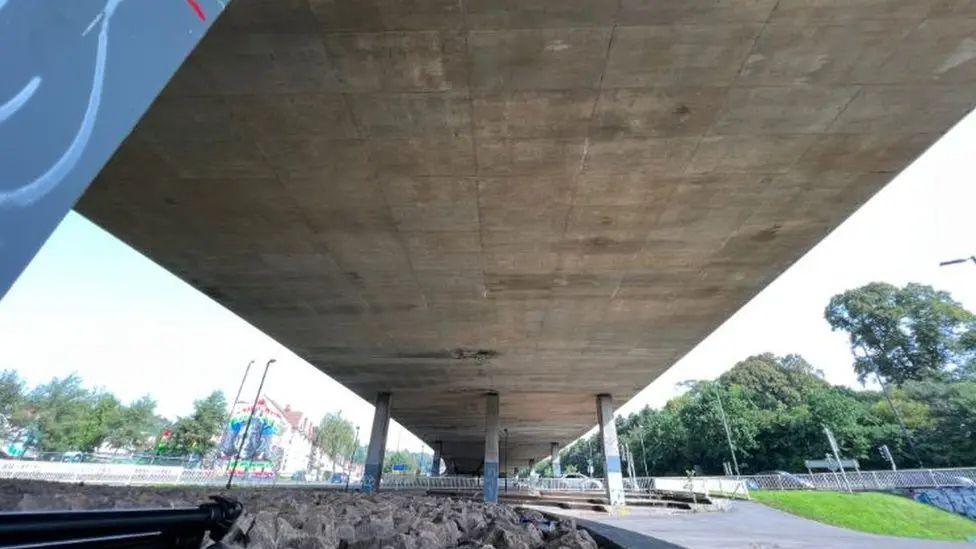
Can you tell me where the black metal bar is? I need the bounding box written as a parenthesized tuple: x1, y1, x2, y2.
(0, 496, 242, 549)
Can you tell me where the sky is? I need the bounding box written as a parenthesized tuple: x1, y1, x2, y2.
(1, 110, 975, 456)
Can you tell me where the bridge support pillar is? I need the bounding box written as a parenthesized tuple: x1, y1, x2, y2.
(484, 393, 500, 503)
(597, 393, 626, 511)
(430, 441, 442, 477)
(363, 392, 391, 494)
(551, 442, 561, 477)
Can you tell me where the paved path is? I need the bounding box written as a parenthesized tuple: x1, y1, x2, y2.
(546, 501, 972, 548)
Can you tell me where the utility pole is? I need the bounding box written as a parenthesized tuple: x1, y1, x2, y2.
(713, 385, 741, 477)
(227, 359, 275, 489)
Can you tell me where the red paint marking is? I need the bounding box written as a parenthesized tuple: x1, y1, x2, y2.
(186, 0, 206, 21)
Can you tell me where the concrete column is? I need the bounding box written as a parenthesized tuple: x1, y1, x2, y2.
(596, 394, 626, 510)
(430, 441, 442, 477)
(363, 392, 391, 495)
(551, 442, 562, 477)
(484, 393, 500, 503)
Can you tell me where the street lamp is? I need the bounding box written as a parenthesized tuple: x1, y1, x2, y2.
(503, 428, 509, 493)
(939, 255, 976, 267)
(345, 425, 359, 492)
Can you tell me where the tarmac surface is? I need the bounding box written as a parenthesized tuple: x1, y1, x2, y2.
(547, 500, 973, 548)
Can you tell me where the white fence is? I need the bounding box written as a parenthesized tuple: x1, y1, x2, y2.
(732, 467, 976, 492)
(5, 459, 964, 498)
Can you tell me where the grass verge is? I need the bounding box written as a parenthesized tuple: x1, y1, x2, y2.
(752, 490, 976, 541)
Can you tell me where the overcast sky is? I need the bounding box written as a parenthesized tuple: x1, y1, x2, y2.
(1, 110, 975, 455)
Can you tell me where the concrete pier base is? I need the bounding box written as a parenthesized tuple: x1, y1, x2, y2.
(363, 392, 391, 494)
(484, 393, 499, 503)
(551, 442, 562, 477)
(597, 394, 626, 511)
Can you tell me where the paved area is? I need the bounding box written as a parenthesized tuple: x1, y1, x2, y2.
(551, 501, 972, 548)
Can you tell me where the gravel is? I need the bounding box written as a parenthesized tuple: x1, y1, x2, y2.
(0, 480, 600, 549)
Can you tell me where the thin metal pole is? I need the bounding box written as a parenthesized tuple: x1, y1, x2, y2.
(638, 425, 649, 477)
(714, 385, 741, 477)
(227, 359, 275, 489)
(224, 360, 253, 472)
(875, 372, 924, 468)
(503, 429, 509, 493)
(345, 426, 359, 492)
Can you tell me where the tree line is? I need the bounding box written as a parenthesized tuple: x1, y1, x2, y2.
(0, 372, 367, 469)
(549, 282, 976, 477)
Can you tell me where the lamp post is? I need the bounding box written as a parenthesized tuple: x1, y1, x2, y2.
(713, 385, 741, 477)
(503, 428, 509, 493)
(226, 359, 275, 489)
(345, 425, 359, 492)
(224, 360, 253, 473)
(939, 255, 976, 268)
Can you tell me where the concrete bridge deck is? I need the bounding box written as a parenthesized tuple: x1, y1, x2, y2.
(67, 0, 976, 481)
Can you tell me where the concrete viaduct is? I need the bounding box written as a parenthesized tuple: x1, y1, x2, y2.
(3, 1, 976, 508)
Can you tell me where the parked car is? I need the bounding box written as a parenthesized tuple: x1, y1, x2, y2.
(329, 472, 349, 485)
(555, 473, 604, 491)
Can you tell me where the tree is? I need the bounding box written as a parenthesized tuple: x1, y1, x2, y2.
(383, 449, 418, 474)
(165, 391, 227, 456)
(26, 374, 95, 452)
(317, 411, 357, 465)
(105, 396, 163, 451)
(826, 283, 974, 385)
(0, 370, 25, 435)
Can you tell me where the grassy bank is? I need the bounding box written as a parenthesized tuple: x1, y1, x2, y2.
(752, 490, 976, 541)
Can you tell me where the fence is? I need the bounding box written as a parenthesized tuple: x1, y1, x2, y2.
(728, 467, 976, 492)
(6, 458, 964, 498)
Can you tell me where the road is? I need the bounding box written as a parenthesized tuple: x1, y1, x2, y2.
(547, 501, 972, 548)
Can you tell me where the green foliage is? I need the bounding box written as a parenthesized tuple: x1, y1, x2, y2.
(383, 449, 418, 474)
(752, 491, 976, 541)
(825, 282, 975, 385)
(163, 391, 227, 456)
(559, 349, 976, 475)
(317, 411, 357, 463)
(0, 373, 163, 453)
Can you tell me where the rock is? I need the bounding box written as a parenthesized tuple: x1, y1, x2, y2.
(0, 480, 600, 549)
(543, 530, 599, 549)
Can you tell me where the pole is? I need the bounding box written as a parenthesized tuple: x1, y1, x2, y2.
(345, 426, 359, 492)
(714, 386, 741, 476)
(224, 360, 253, 473)
(226, 359, 275, 489)
(875, 372, 924, 467)
(824, 426, 853, 493)
(503, 428, 509, 493)
(638, 429, 649, 477)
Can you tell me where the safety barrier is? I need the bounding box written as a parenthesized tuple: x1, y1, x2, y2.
(730, 467, 976, 492)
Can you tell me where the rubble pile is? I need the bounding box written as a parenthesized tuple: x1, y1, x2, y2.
(0, 480, 599, 549)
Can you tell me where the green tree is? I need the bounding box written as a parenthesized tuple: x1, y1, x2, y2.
(0, 370, 25, 434)
(106, 396, 163, 451)
(317, 411, 357, 464)
(27, 374, 94, 452)
(165, 391, 227, 456)
(826, 283, 974, 385)
(383, 449, 418, 474)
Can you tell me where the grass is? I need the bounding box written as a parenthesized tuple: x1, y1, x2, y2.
(752, 490, 976, 541)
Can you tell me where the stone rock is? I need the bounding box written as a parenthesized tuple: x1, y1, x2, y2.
(0, 480, 599, 549)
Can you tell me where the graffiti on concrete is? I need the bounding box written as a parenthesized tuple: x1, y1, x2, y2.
(0, 0, 128, 209)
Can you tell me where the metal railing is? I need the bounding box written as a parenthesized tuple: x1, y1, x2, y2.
(718, 467, 976, 492)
